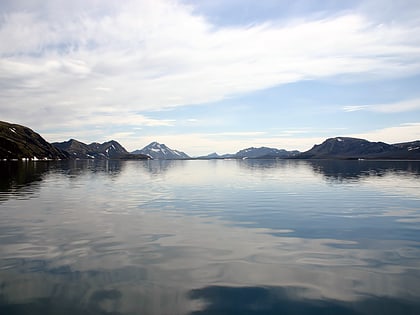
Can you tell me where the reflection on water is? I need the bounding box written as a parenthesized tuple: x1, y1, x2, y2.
(237, 159, 420, 181)
(189, 286, 420, 315)
(0, 160, 419, 315)
(308, 160, 420, 183)
(0, 161, 48, 201)
(139, 159, 183, 176)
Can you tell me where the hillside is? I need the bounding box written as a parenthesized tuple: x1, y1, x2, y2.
(297, 137, 420, 160)
(0, 121, 68, 160)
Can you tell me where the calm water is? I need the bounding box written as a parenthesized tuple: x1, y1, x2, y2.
(1, 159, 420, 315)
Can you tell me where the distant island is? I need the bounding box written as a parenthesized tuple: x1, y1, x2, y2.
(1, 121, 419, 160)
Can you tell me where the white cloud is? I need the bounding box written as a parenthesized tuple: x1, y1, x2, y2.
(1, 0, 420, 132)
(343, 98, 420, 113)
(342, 105, 368, 112)
(207, 131, 267, 137)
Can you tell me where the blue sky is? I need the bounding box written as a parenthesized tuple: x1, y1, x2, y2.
(1, 0, 420, 156)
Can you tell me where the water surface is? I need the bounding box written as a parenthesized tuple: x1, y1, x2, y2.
(1, 159, 419, 314)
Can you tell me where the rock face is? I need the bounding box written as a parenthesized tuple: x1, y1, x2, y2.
(0, 121, 68, 160)
(132, 142, 190, 159)
(235, 147, 300, 159)
(297, 137, 420, 159)
(53, 139, 150, 160)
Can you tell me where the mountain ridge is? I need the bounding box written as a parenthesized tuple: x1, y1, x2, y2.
(1, 121, 420, 161)
(235, 146, 300, 159)
(295, 137, 420, 160)
(53, 139, 150, 160)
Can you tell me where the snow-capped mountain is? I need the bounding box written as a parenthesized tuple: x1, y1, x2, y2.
(131, 142, 190, 159)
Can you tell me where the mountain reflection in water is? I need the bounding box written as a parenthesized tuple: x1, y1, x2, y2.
(0, 160, 419, 315)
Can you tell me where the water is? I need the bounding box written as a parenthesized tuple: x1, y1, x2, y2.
(0, 159, 419, 315)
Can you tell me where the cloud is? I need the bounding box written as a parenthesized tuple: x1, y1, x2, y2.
(343, 98, 420, 113)
(351, 123, 420, 143)
(207, 131, 267, 137)
(1, 0, 420, 132)
(71, 112, 175, 128)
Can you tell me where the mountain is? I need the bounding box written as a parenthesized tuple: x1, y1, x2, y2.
(52, 139, 92, 159)
(197, 147, 299, 159)
(53, 139, 150, 160)
(3, 120, 419, 161)
(0, 121, 69, 160)
(132, 142, 190, 159)
(204, 152, 220, 159)
(235, 147, 300, 159)
(196, 152, 230, 159)
(87, 140, 130, 159)
(297, 137, 420, 159)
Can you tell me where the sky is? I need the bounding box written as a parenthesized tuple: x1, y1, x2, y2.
(1, 0, 420, 156)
